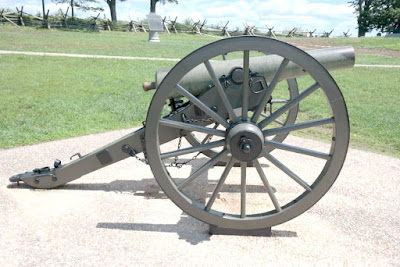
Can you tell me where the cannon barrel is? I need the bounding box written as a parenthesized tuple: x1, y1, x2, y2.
(143, 46, 354, 98)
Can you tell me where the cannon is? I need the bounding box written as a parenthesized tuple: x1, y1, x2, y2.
(9, 36, 354, 232)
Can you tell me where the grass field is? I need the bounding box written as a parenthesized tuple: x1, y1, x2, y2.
(0, 26, 399, 157)
(0, 26, 218, 58)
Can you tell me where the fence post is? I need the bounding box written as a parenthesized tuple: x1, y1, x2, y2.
(266, 25, 276, 38)
(199, 19, 206, 33)
(129, 20, 137, 32)
(16, 6, 25, 26)
(62, 7, 69, 28)
(162, 16, 170, 34)
(323, 29, 334, 38)
(192, 20, 200, 34)
(43, 9, 50, 29)
(139, 20, 147, 32)
(342, 30, 351, 37)
(91, 13, 100, 31)
(221, 21, 230, 37)
(286, 27, 297, 37)
(104, 15, 111, 31)
(170, 17, 178, 33)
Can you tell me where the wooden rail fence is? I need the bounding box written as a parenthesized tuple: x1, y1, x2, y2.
(1, 6, 348, 37)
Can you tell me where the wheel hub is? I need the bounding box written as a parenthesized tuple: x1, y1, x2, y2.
(226, 122, 264, 161)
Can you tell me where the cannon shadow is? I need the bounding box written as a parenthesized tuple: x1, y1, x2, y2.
(96, 214, 297, 245)
(7, 158, 297, 244)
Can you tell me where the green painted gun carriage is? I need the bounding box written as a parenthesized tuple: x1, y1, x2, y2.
(10, 36, 354, 232)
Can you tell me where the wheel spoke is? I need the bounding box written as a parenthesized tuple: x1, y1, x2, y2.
(261, 113, 285, 126)
(204, 60, 238, 123)
(274, 119, 285, 126)
(265, 140, 332, 160)
(177, 149, 229, 190)
(261, 111, 285, 126)
(271, 99, 289, 104)
(199, 123, 220, 143)
(160, 140, 225, 160)
(261, 112, 285, 124)
(242, 50, 250, 120)
(263, 117, 334, 137)
(253, 159, 282, 212)
(176, 84, 230, 128)
(160, 118, 225, 137)
(205, 157, 236, 211)
(240, 161, 247, 218)
(259, 82, 320, 128)
(251, 58, 290, 123)
(261, 149, 312, 191)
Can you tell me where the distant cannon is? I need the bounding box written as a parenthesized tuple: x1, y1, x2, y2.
(10, 36, 354, 233)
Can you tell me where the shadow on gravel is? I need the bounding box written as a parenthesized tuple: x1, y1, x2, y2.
(7, 179, 298, 244)
(7, 164, 298, 244)
(97, 213, 211, 245)
(97, 213, 297, 245)
(7, 178, 168, 198)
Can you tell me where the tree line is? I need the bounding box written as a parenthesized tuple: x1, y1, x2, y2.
(349, 0, 400, 36)
(44, 0, 177, 22)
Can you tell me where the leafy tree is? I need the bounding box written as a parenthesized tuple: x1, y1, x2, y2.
(105, 0, 126, 22)
(349, 0, 373, 37)
(369, 0, 400, 32)
(150, 0, 178, 13)
(52, 0, 104, 18)
(349, 0, 400, 36)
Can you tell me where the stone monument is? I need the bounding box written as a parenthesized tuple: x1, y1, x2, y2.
(146, 13, 164, 42)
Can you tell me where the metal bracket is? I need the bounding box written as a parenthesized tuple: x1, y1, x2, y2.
(70, 153, 82, 160)
(33, 166, 51, 174)
(140, 133, 149, 164)
(122, 144, 148, 165)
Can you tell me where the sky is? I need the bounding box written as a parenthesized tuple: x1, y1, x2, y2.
(0, 0, 363, 37)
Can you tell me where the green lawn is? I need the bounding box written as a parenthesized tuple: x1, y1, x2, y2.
(322, 37, 400, 51)
(355, 54, 400, 65)
(332, 68, 400, 156)
(0, 26, 399, 157)
(0, 54, 175, 147)
(280, 36, 400, 51)
(0, 26, 218, 58)
(2, 26, 400, 57)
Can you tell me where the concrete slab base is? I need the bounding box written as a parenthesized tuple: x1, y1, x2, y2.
(209, 225, 272, 236)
